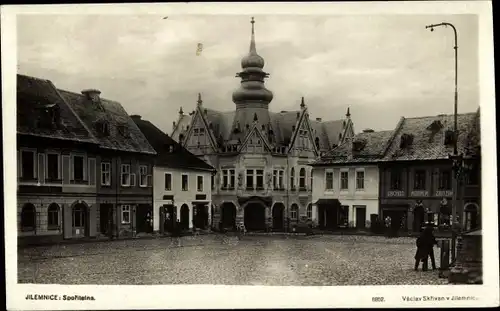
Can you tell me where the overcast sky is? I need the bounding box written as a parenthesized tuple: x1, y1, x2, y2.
(17, 14, 478, 134)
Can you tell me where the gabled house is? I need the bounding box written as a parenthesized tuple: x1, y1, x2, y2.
(310, 129, 394, 230)
(169, 18, 354, 232)
(379, 111, 481, 233)
(132, 116, 215, 235)
(17, 74, 100, 245)
(58, 88, 157, 238)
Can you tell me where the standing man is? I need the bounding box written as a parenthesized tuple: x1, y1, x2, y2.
(385, 216, 392, 238)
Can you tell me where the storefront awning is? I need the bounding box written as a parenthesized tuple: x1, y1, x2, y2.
(314, 198, 341, 206)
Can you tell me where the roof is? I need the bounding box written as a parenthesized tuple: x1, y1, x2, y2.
(16, 74, 97, 144)
(313, 130, 394, 165)
(133, 117, 215, 171)
(58, 89, 156, 155)
(382, 112, 479, 162)
(174, 105, 350, 152)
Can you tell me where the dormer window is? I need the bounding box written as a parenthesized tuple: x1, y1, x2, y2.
(96, 120, 110, 136)
(117, 124, 130, 138)
(179, 134, 184, 143)
(315, 137, 320, 149)
(37, 104, 61, 129)
(400, 133, 414, 149)
(352, 138, 367, 152)
(444, 129, 456, 146)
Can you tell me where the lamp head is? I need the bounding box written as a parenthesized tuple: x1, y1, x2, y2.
(430, 27, 434, 32)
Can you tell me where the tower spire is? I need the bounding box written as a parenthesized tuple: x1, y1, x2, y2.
(250, 17, 256, 53)
(346, 107, 351, 118)
(197, 93, 202, 107)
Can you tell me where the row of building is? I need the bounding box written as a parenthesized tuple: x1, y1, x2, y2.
(17, 17, 481, 245)
(17, 74, 214, 245)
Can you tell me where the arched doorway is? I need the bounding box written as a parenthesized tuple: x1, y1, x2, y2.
(193, 204, 209, 229)
(20, 203, 36, 232)
(72, 202, 88, 237)
(163, 204, 176, 233)
(244, 202, 266, 231)
(220, 202, 236, 231)
(211, 204, 215, 228)
(180, 204, 190, 230)
(272, 203, 285, 231)
(464, 203, 479, 231)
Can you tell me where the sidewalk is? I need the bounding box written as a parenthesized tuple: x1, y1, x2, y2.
(18, 229, 213, 248)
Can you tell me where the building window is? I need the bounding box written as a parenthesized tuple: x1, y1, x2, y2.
(290, 168, 295, 190)
(46, 153, 59, 180)
(438, 169, 452, 190)
(340, 171, 349, 190)
(101, 162, 111, 186)
(47, 203, 59, 230)
(278, 170, 284, 189)
(306, 204, 313, 220)
(222, 169, 235, 189)
(181, 174, 188, 191)
(390, 170, 402, 190)
(246, 169, 254, 190)
(310, 171, 313, 190)
(211, 174, 215, 190)
(121, 205, 131, 224)
(273, 169, 278, 189)
(325, 171, 334, 190)
(222, 170, 229, 189)
(229, 169, 235, 189)
(290, 205, 299, 220)
(121, 164, 131, 186)
(356, 170, 365, 190)
(21, 150, 36, 180)
(20, 203, 36, 231)
(414, 169, 426, 190)
(165, 173, 172, 191)
(256, 170, 264, 190)
(299, 168, 306, 189)
(139, 165, 148, 187)
(466, 163, 479, 185)
(197, 175, 204, 192)
(73, 155, 85, 181)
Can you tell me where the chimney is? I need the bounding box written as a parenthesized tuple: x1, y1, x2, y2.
(81, 89, 101, 102)
(130, 115, 142, 121)
(316, 117, 322, 122)
(363, 129, 374, 133)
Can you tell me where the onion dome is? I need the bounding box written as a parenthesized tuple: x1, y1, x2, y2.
(232, 17, 273, 105)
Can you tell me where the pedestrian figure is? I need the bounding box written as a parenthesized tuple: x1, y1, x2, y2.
(414, 224, 438, 271)
(385, 216, 392, 238)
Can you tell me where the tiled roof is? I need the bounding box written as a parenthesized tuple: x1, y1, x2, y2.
(59, 90, 156, 155)
(133, 117, 214, 171)
(313, 130, 394, 165)
(16, 74, 97, 144)
(382, 112, 479, 162)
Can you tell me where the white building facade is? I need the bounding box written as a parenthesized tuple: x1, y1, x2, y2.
(311, 130, 393, 230)
(133, 116, 214, 234)
(170, 18, 355, 232)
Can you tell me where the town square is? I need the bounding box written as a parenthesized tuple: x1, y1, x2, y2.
(12, 9, 484, 291)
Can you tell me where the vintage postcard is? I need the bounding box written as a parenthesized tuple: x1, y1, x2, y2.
(2, 1, 498, 310)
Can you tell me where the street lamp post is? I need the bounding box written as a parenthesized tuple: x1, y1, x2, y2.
(425, 22, 462, 263)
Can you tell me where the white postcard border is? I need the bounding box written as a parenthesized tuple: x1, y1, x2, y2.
(2, 1, 498, 310)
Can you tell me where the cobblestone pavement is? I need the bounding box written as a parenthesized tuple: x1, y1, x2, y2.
(18, 235, 448, 285)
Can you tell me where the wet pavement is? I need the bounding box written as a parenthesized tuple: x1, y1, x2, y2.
(18, 234, 448, 285)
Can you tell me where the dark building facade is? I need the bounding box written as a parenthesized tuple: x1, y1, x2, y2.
(17, 75, 101, 245)
(378, 111, 481, 234)
(58, 89, 157, 238)
(17, 74, 157, 245)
